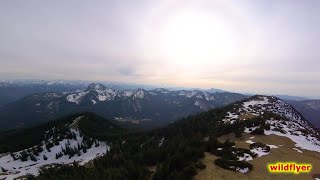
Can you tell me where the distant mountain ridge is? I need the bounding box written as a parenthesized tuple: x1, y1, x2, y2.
(286, 99, 320, 128)
(0, 83, 247, 129)
(0, 80, 89, 107)
(0, 80, 228, 107)
(275, 95, 309, 101)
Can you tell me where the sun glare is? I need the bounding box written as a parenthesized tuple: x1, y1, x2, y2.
(158, 11, 236, 68)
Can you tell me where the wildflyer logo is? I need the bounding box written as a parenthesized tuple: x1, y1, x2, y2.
(268, 162, 312, 174)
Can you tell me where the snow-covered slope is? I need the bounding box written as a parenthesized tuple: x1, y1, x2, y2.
(223, 95, 320, 153)
(0, 117, 109, 179)
(66, 91, 90, 104)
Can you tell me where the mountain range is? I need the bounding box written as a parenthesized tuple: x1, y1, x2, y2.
(1, 80, 319, 131)
(0, 83, 246, 129)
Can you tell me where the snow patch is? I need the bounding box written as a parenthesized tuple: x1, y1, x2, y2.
(91, 99, 96, 104)
(265, 121, 320, 153)
(236, 167, 249, 173)
(243, 97, 269, 109)
(158, 137, 165, 147)
(66, 91, 89, 104)
(238, 153, 253, 161)
(134, 89, 145, 99)
(0, 129, 109, 179)
(250, 147, 269, 157)
(244, 127, 258, 133)
(96, 89, 117, 101)
(245, 140, 255, 144)
(267, 144, 279, 149)
(293, 148, 303, 153)
(123, 90, 133, 97)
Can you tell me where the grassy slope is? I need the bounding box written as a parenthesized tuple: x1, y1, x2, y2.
(195, 133, 320, 180)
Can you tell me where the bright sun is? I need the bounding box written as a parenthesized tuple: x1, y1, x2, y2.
(157, 11, 235, 68)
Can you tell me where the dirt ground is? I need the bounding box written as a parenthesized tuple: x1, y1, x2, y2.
(195, 133, 320, 180)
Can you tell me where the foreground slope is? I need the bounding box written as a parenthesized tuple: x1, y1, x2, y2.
(0, 113, 124, 179)
(197, 134, 320, 180)
(196, 95, 320, 180)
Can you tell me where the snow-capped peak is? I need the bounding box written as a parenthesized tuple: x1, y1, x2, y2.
(133, 88, 146, 99)
(66, 83, 118, 104)
(153, 88, 169, 93)
(206, 88, 226, 93)
(86, 83, 107, 91)
(178, 90, 204, 98)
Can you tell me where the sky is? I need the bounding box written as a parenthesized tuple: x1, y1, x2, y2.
(0, 0, 319, 98)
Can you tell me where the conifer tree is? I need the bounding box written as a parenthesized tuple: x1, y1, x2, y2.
(77, 142, 81, 150)
(1, 167, 8, 173)
(20, 151, 29, 162)
(30, 154, 37, 162)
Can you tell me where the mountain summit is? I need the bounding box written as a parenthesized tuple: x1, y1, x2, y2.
(86, 83, 107, 91)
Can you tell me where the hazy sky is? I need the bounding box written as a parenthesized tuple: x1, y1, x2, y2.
(0, 0, 319, 98)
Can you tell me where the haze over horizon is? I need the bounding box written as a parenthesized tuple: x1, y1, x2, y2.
(1, 0, 319, 98)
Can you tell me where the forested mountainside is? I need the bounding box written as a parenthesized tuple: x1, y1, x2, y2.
(0, 80, 89, 107)
(0, 83, 246, 129)
(286, 99, 320, 129)
(0, 112, 124, 179)
(1, 95, 319, 180)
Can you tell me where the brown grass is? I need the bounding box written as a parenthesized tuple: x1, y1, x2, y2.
(195, 133, 320, 180)
(239, 113, 257, 121)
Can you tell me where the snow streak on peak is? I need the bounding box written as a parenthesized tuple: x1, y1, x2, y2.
(133, 89, 146, 99)
(178, 90, 202, 98)
(119, 90, 134, 97)
(66, 91, 89, 104)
